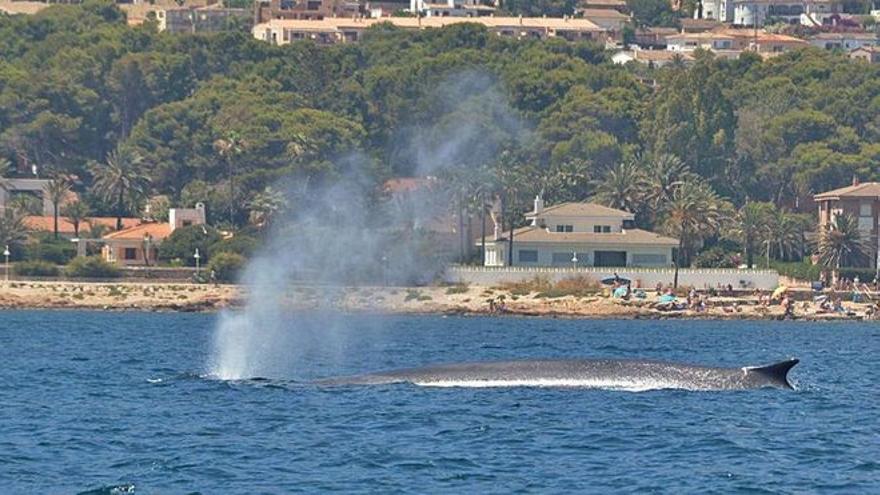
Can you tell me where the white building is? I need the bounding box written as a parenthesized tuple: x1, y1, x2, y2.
(409, 0, 496, 17)
(731, 0, 841, 27)
(698, 0, 735, 23)
(809, 32, 878, 50)
(481, 197, 678, 268)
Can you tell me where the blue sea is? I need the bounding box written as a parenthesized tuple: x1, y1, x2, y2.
(1, 311, 878, 494)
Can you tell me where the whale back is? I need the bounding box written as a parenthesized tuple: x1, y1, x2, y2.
(315, 358, 800, 391)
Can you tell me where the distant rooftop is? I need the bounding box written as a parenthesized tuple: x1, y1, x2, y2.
(527, 202, 635, 219)
(489, 225, 679, 246)
(814, 182, 880, 200)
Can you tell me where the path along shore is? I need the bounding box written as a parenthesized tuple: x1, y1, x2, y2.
(0, 280, 877, 321)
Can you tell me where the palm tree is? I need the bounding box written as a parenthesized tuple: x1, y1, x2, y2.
(44, 176, 71, 240)
(643, 154, 696, 225)
(591, 158, 649, 217)
(214, 132, 244, 227)
(62, 200, 90, 238)
(0, 157, 11, 186)
(0, 208, 28, 251)
(248, 186, 287, 229)
(89, 148, 150, 230)
(767, 210, 809, 262)
(817, 213, 869, 284)
(660, 180, 732, 268)
(724, 201, 773, 268)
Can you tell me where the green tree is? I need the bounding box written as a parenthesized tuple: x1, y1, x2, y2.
(660, 180, 731, 268)
(247, 186, 287, 230)
(817, 213, 869, 283)
(158, 224, 222, 266)
(0, 208, 28, 253)
(724, 201, 773, 268)
(89, 148, 150, 230)
(591, 158, 649, 217)
(62, 200, 90, 238)
(43, 176, 71, 240)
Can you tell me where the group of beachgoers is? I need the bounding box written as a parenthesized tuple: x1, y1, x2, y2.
(608, 279, 880, 319)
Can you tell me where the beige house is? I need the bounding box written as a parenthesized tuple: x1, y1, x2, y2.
(814, 180, 880, 269)
(850, 46, 880, 63)
(101, 204, 206, 266)
(481, 197, 678, 268)
(253, 16, 607, 45)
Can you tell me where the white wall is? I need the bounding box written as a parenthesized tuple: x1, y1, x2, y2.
(446, 266, 780, 290)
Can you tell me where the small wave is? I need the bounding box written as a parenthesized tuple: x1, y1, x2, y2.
(76, 483, 135, 495)
(146, 378, 163, 384)
(411, 378, 685, 392)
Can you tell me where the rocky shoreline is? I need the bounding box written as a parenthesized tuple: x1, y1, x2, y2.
(0, 281, 875, 321)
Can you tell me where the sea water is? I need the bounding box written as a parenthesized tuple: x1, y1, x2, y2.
(1, 311, 878, 493)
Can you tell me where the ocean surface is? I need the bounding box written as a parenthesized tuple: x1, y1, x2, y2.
(1, 310, 878, 494)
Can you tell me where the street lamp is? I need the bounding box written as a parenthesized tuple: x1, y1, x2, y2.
(3, 245, 9, 282)
(143, 233, 152, 267)
(571, 252, 578, 270)
(194, 248, 201, 277)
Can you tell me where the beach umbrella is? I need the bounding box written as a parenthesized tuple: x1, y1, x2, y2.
(601, 276, 631, 286)
(772, 285, 788, 300)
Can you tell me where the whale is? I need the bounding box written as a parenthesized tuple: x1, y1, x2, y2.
(315, 358, 799, 391)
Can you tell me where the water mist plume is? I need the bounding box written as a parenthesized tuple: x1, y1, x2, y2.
(208, 71, 530, 380)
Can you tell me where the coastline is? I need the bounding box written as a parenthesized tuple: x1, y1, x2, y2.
(0, 280, 875, 321)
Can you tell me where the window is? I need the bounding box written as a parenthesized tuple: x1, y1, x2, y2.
(860, 202, 872, 217)
(182, 220, 193, 227)
(518, 250, 538, 263)
(124, 248, 138, 260)
(593, 226, 611, 233)
(552, 252, 571, 264)
(555, 225, 573, 232)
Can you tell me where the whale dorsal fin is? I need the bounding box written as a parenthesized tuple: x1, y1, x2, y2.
(746, 359, 799, 389)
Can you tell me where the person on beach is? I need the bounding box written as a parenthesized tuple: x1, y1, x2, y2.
(782, 295, 794, 319)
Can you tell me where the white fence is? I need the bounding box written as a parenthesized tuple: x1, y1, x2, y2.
(445, 266, 780, 290)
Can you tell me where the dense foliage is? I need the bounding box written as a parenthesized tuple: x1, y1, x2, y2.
(64, 256, 121, 278)
(2, 2, 879, 268)
(206, 252, 245, 282)
(14, 260, 60, 277)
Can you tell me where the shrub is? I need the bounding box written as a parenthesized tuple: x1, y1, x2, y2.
(65, 257, 120, 278)
(26, 238, 76, 264)
(554, 276, 600, 296)
(445, 284, 469, 295)
(693, 246, 739, 268)
(158, 225, 222, 266)
(499, 276, 552, 296)
(770, 260, 822, 282)
(206, 252, 245, 282)
(210, 235, 258, 258)
(14, 261, 60, 277)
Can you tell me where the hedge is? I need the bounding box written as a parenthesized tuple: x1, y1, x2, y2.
(65, 257, 120, 278)
(14, 260, 60, 277)
(206, 252, 245, 282)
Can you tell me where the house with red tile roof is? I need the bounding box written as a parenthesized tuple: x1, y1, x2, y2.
(24, 216, 140, 238)
(101, 204, 206, 266)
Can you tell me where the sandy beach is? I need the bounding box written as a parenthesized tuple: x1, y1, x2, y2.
(0, 280, 876, 321)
